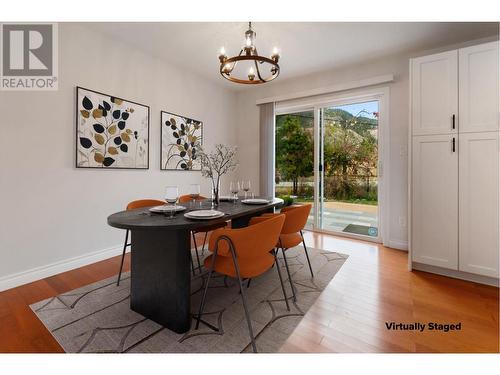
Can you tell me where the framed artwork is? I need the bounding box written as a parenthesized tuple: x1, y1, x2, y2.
(76, 86, 149, 169)
(161, 111, 203, 171)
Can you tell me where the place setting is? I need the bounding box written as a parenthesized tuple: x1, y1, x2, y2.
(146, 183, 228, 221)
(146, 179, 273, 222)
(148, 186, 188, 219)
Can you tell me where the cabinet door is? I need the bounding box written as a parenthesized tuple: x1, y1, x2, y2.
(412, 134, 458, 269)
(411, 50, 458, 136)
(459, 41, 500, 133)
(459, 131, 500, 277)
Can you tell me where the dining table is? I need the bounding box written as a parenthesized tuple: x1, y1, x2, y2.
(107, 197, 284, 333)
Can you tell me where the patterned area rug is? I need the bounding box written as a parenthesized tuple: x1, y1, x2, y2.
(30, 246, 347, 353)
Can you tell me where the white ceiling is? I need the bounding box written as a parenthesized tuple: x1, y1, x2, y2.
(87, 22, 498, 90)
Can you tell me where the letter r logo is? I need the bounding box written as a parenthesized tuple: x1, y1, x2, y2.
(2, 24, 53, 76)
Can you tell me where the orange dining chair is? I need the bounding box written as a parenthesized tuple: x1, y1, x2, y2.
(195, 214, 287, 353)
(261, 204, 313, 301)
(178, 194, 227, 274)
(117, 199, 166, 286)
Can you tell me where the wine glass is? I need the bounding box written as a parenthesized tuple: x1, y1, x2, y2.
(230, 181, 240, 203)
(165, 186, 179, 219)
(189, 184, 201, 208)
(243, 180, 251, 199)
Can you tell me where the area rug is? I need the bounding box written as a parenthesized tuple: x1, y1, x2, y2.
(30, 246, 347, 353)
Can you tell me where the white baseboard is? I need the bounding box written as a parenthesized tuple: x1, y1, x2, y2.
(412, 262, 499, 287)
(0, 244, 126, 292)
(387, 239, 408, 251)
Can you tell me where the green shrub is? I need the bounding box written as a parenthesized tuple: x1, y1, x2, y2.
(277, 177, 378, 204)
(279, 195, 295, 207)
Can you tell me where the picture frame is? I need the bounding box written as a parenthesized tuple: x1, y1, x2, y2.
(76, 86, 150, 169)
(160, 110, 203, 171)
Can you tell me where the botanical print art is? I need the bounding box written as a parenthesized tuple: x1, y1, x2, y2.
(76, 87, 149, 169)
(161, 111, 203, 170)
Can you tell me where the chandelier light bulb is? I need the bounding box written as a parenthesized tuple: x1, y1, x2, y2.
(218, 47, 228, 63)
(271, 47, 280, 63)
(248, 66, 256, 81)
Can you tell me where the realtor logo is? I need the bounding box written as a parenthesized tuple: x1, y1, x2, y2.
(1, 23, 58, 90)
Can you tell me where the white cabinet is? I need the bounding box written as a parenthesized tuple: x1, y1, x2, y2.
(412, 135, 458, 269)
(459, 132, 500, 277)
(410, 41, 500, 282)
(411, 50, 458, 136)
(459, 41, 499, 133)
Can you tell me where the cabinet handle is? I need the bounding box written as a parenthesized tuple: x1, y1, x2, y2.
(452, 114, 455, 129)
(452, 137, 456, 152)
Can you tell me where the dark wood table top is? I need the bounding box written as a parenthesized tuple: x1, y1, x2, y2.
(107, 198, 284, 231)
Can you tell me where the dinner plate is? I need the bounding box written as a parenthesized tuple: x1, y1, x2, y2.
(241, 198, 270, 205)
(149, 205, 187, 213)
(184, 210, 225, 220)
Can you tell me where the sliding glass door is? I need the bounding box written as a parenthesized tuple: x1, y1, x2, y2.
(275, 110, 314, 228)
(275, 95, 382, 241)
(318, 100, 379, 238)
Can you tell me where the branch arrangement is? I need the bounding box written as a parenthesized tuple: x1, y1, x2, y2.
(199, 144, 238, 192)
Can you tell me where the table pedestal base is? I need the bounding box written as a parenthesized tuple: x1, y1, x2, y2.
(130, 229, 191, 333)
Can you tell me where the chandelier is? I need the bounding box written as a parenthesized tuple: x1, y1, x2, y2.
(218, 22, 280, 85)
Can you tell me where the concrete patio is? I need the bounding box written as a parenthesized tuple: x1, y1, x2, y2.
(303, 201, 378, 235)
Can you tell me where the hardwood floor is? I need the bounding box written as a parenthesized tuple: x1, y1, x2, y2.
(0, 252, 131, 353)
(0, 231, 498, 353)
(280, 231, 499, 353)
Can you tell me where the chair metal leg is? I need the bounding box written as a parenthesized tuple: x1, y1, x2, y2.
(201, 232, 208, 255)
(117, 229, 129, 286)
(273, 250, 290, 311)
(192, 232, 202, 273)
(300, 230, 314, 278)
(281, 248, 297, 302)
(195, 248, 218, 330)
(238, 278, 251, 294)
(189, 251, 195, 276)
(229, 244, 257, 353)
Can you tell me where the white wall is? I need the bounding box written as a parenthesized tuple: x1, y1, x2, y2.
(0, 23, 237, 289)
